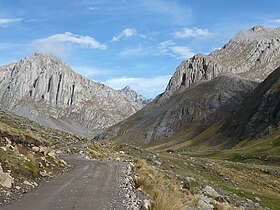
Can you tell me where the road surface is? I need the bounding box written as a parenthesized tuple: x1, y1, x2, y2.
(2, 155, 127, 210)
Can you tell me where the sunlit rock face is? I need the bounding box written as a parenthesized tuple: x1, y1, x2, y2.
(0, 53, 141, 137)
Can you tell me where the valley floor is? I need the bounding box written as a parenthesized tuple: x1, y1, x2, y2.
(113, 143, 280, 210)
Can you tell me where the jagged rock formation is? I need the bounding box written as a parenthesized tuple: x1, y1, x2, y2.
(164, 26, 280, 99)
(119, 86, 152, 107)
(0, 53, 141, 137)
(95, 74, 257, 145)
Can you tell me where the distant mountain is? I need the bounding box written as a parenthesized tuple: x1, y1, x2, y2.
(95, 26, 280, 147)
(119, 86, 152, 107)
(0, 53, 141, 137)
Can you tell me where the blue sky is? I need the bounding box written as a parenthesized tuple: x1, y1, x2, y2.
(0, 0, 280, 98)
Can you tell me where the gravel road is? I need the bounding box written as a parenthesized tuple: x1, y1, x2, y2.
(1, 155, 130, 210)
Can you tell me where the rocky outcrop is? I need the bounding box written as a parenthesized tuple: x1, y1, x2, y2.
(222, 66, 280, 142)
(0, 53, 141, 137)
(119, 86, 152, 107)
(95, 74, 257, 145)
(164, 26, 280, 99)
(0, 163, 14, 188)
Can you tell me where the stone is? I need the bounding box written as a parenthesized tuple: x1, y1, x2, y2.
(47, 151, 56, 159)
(32, 146, 40, 152)
(203, 186, 221, 198)
(39, 146, 49, 155)
(255, 197, 261, 202)
(4, 137, 11, 146)
(143, 199, 151, 209)
(23, 181, 33, 187)
(15, 186, 21, 190)
(0, 164, 14, 188)
(0, 147, 7, 152)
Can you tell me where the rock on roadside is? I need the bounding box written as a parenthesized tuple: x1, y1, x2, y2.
(0, 163, 14, 188)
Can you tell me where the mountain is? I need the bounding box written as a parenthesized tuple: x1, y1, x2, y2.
(221, 66, 280, 144)
(163, 26, 280, 100)
(95, 74, 257, 146)
(172, 66, 280, 150)
(0, 53, 141, 137)
(95, 26, 280, 146)
(119, 86, 152, 107)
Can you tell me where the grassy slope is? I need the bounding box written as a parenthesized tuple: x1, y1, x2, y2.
(0, 108, 84, 179)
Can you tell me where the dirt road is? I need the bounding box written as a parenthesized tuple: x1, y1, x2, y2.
(2, 155, 128, 210)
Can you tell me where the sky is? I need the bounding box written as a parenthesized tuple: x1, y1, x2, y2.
(0, 0, 280, 98)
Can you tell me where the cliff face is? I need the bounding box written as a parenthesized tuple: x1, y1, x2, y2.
(119, 86, 152, 107)
(0, 53, 141, 137)
(164, 26, 280, 99)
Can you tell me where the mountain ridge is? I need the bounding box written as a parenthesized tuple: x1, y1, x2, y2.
(119, 86, 152, 107)
(0, 52, 141, 137)
(163, 26, 280, 100)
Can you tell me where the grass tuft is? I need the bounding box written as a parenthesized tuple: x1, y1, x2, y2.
(134, 159, 186, 210)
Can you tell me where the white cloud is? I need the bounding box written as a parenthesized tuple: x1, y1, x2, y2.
(174, 27, 212, 38)
(87, 7, 97, 11)
(30, 32, 106, 57)
(139, 0, 192, 25)
(0, 18, 22, 26)
(170, 46, 194, 58)
(158, 40, 176, 49)
(158, 40, 194, 59)
(267, 18, 280, 24)
(72, 65, 101, 77)
(38, 32, 106, 49)
(120, 47, 144, 57)
(112, 28, 137, 42)
(104, 75, 172, 98)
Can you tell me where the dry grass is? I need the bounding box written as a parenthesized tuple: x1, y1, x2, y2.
(88, 142, 118, 160)
(134, 159, 186, 210)
(214, 203, 234, 210)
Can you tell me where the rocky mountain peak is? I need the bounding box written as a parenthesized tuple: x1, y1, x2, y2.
(119, 86, 152, 107)
(15, 52, 74, 75)
(163, 26, 280, 100)
(251, 25, 266, 32)
(233, 26, 280, 42)
(0, 53, 141, 137)
(121, 86, 133, 92)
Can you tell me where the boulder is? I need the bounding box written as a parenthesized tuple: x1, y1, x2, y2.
(0, 164, 14, 188)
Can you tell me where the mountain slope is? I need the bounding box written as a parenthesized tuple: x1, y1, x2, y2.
(223, 66, 280, 141)
(95, 74, 257, 146)
(170, 66, 280, 150)
(0, 53, 141, 137)
(119, 86, 152, 107)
